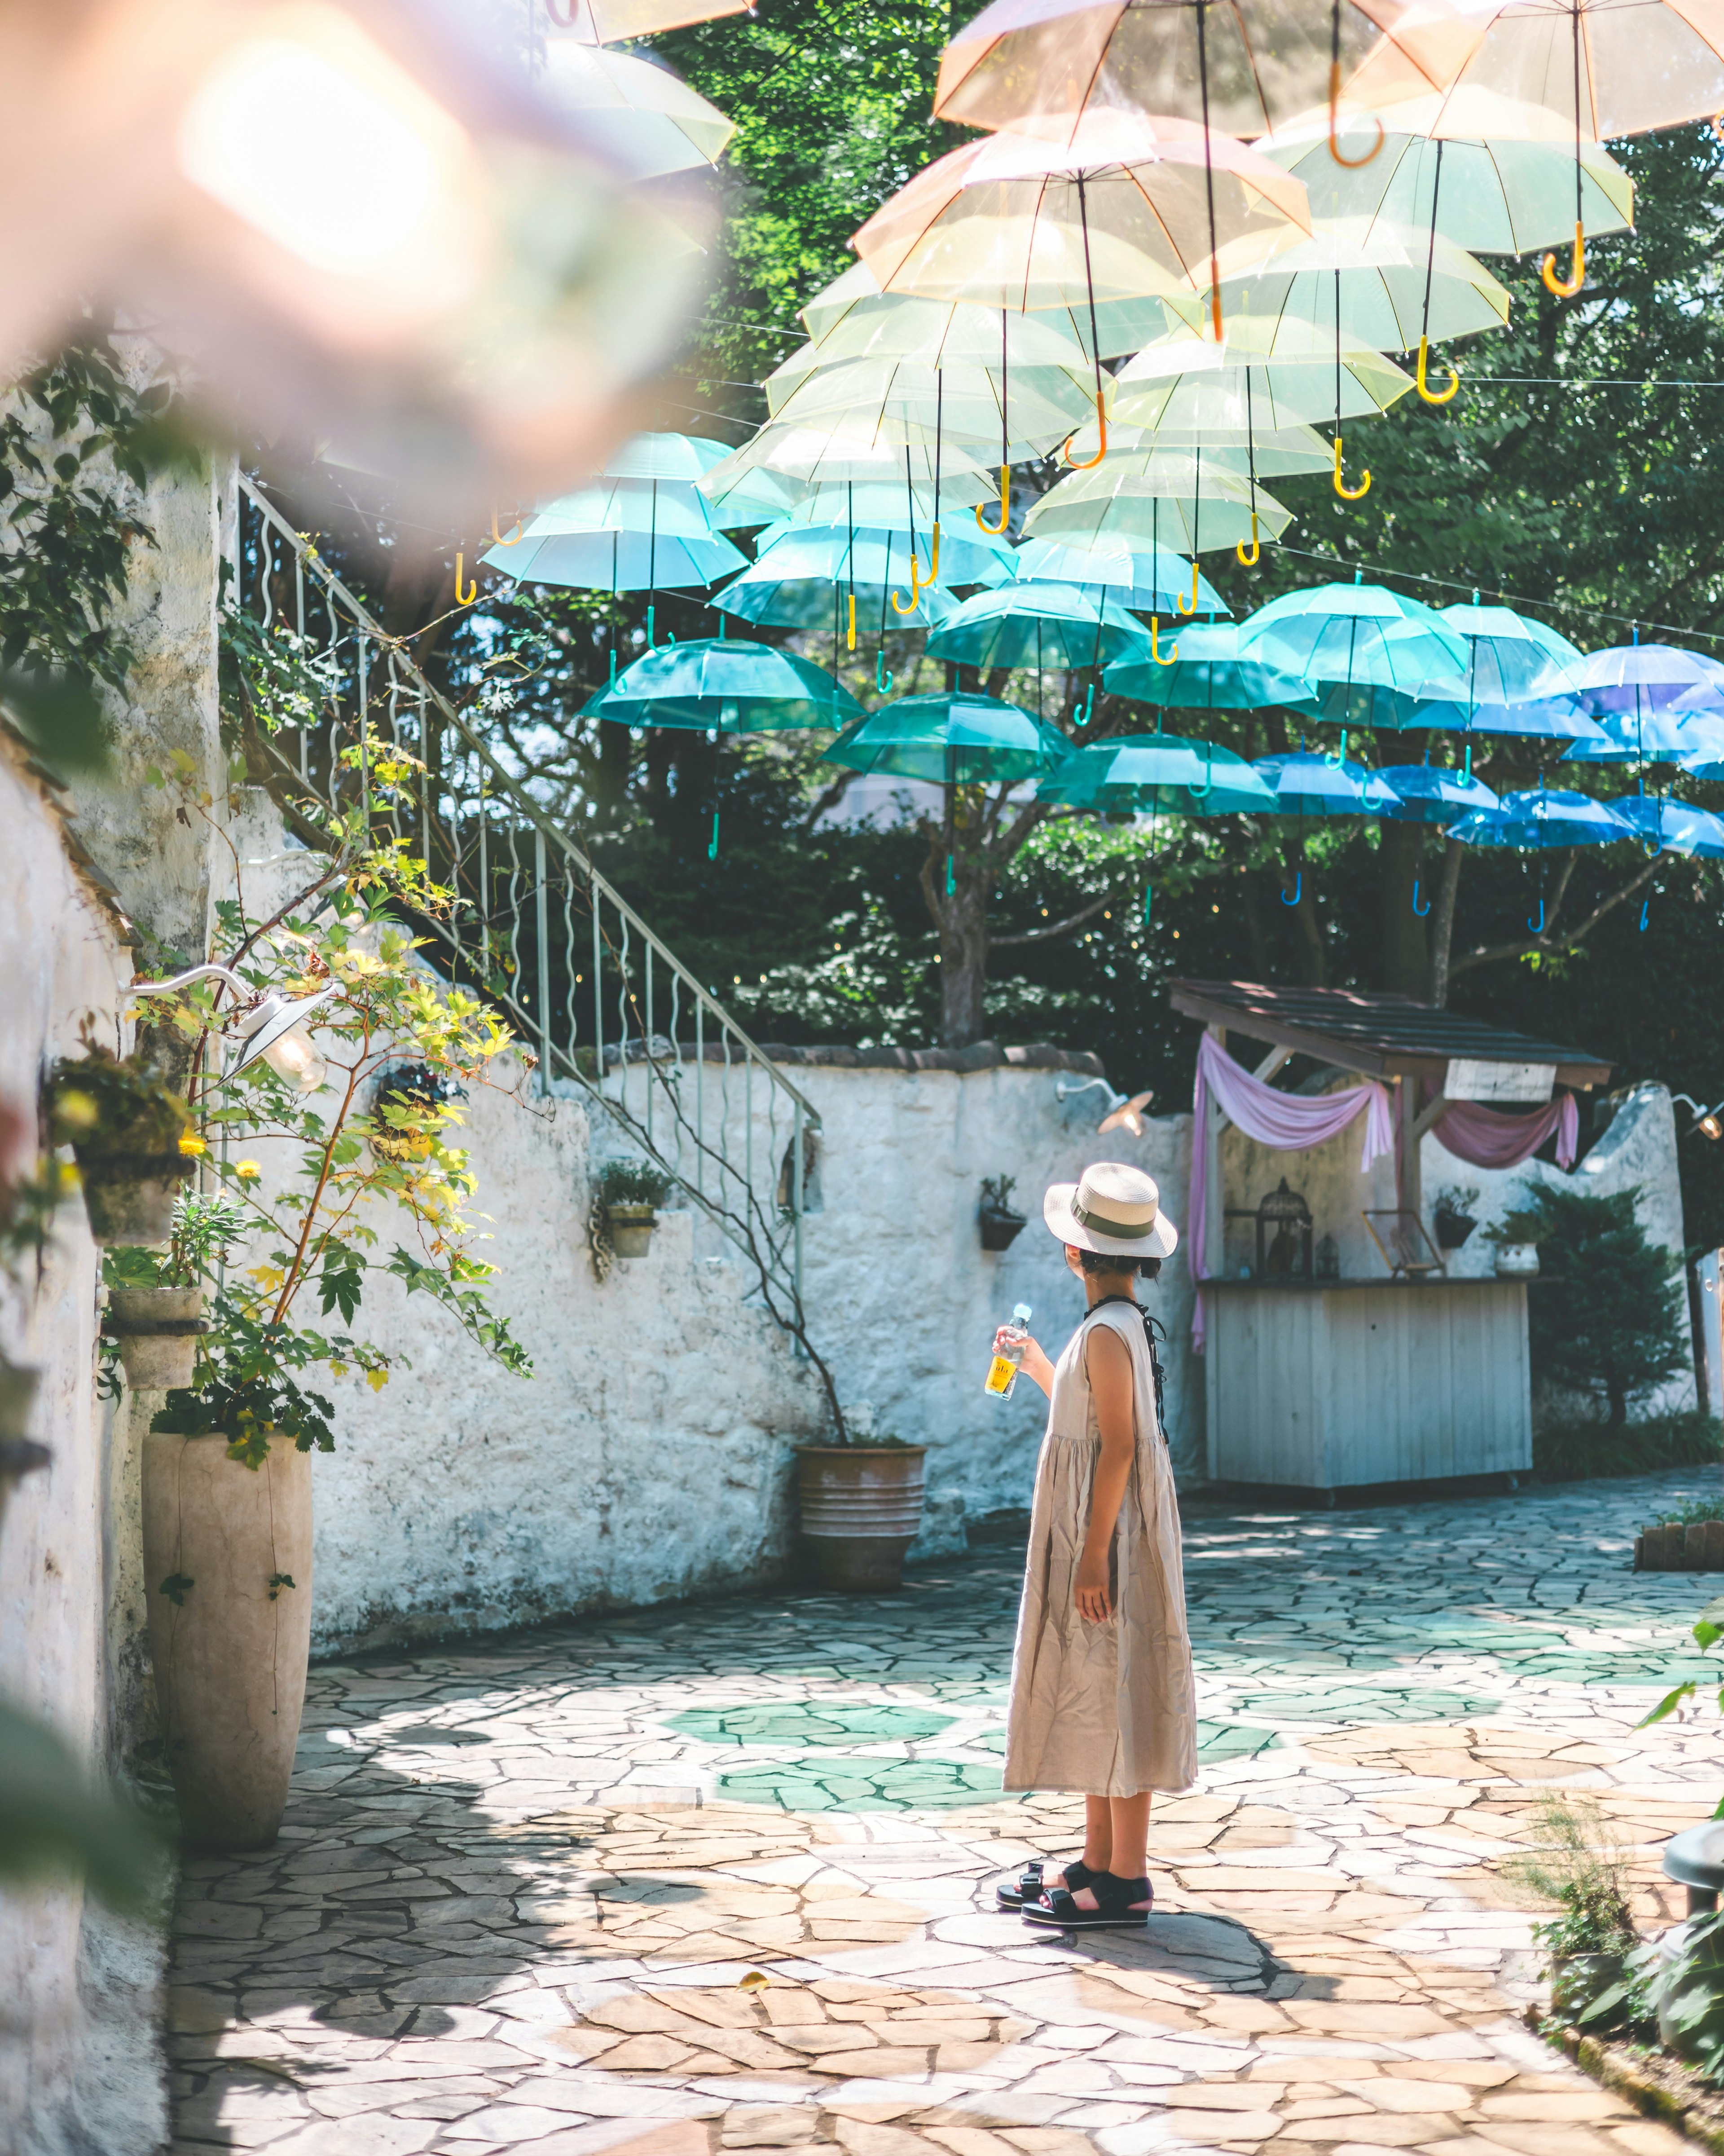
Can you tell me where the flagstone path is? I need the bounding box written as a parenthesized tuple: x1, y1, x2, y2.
(167, 1470, 1724, 2156)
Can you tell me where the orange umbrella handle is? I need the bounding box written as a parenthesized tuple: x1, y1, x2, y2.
(975, 467, 1011, 535)
(1542, 221, 1585, 297)
(1332, 437, 1371, 502)
(1328, 63, 1383, 168)
(1416, 336, 1460, 406)
(1150, 616, 1179, 666)
(1236, 511, 1260, 567)
(1062, 397, 1107, 470)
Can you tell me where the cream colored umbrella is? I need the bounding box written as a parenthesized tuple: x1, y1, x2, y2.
(1220, 216, 1511, 351)
(1025, 455, 1296, 556)
(1113, 315, 1413, 431)
(539, 41, 734, 179)
(1064, 417, 1337, 473)
(800, 259, 1184, 361)
(701, 426, 998, 503)
(542, 0, 751, 40)
(765, 348, 1101, 457)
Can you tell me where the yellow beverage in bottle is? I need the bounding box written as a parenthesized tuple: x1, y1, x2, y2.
(984, 1303, 1033, 1400)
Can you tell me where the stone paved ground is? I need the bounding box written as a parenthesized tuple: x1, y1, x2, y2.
(168, 1471, 1724, 2156)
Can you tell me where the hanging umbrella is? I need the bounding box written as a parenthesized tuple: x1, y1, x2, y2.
(1218, 218, 1511, 352)
(1072, 418, 1337, 475)
(521, 477, 722, 542)
(714, 559, 960, 633)
(1104, 622, 1316, 710)
(926, 582, 1153, 670)
(1377, 764, 1501, 823)
(799, 259, 1177, 363)
(1112, 316, 1413, 433)
(1015, 537, 1228, 615)
(1025, 452, 1295, 554)
(545, 0, 751, 40)
(765, 354, 1094, 459)
(1576, 642, 1724, 714)
(1239, 581, 1470, 733)
(698, 465, 806, 529)
(1605, 793, 1724, 858)
(1253, 752, 1399, 816)
(823, 691, 1072, 784)
(1259, 98, 1635, 258)
(539, 42, 735, 180)
(1040, 732, 1277, 813)
(483, 526, 745, 590)
(1562, 707, 1724, 764)
(582, 636, 864, 732)
(1407, 600, 1603, 738)
(701, 426, 996, 501)
(770, 481, 968, 530)
(933, 0, 1448, 140)
(748, 521, 1017, 591)
(1447, 788, 1636, 848)
(601, 432, 734, 481)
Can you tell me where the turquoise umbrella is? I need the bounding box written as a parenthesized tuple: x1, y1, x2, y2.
(1013, 538, 1228, 617)
(748, 520, 1016, 590)
(1377, 764, 1500, 824)
(1238, 580, 1470, 738)
(520, 478, 721, 541)
(1040, 733, 1276, 815)
(582, 637, 863, 733)
(482, 525, 746, 592)
(1253, 753, 1399, 816)
(1607, 793, 1724, 858)
(823, 692, 1069, 785)
(700, 466, 805, 529)
(1104, 622, 1317, 711)
(1447, 789, 1636, 849)
(1563, 707, 1724, 765)
(714, 558, 958, 633)
(927, 583, 1152, 672)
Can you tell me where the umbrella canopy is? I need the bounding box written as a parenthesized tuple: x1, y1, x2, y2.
(771, 481, 983, 530)
(926, 582, 1153, 670)
(714, 562, 959, 632)
(765, 353, 1095, 459)
(1259, 100, 1634, 257)
(1104, 622, 1317, 710)
(1024, 453, 1294, 553)
(582, 638, 864, 732)
(851, 111, 1311, 314)
(603, 432, 734, 481)
(1218, 218, 1511, 351)
(1561, 706, 1724, 764)
(547, 0, 750, 40)
(1576, 641, 1724, 714)
(483, 526, 746, 591)
(799, 259, 1178, 361)
(1447, 788, 1636, 849)
(932, 0, 1442, 140)
(522, 477, 721, 541)
(539, 42, 734, 180)
(748, 521, 1017, 591)
(823, 691, 1072, 784)
(1073, 418, 1337, 475)
(1376, 763, 1501, 824)
(702, 426, 996, 500)
(1014, 537, 1229, 614)
(1239, 581, 1471, 727)
(1112, 316, 1413, 432)
(698, 465, 805, 529)
(1419, 600, 1603, 736)
(1253, 752, 1400, 817)
(1041, 731, 1277, 814)
(1606, 793, 1724, 858)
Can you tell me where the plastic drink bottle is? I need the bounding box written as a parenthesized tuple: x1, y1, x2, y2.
(984, 1303, 1034, 1399)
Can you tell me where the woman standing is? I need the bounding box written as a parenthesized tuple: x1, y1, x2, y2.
(996, 1161, 1196, 1931)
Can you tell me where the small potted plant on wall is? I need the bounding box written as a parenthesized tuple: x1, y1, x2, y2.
(979, 1174, 1028, 1252)
(796, 1401, 928, 1594)
(49, 1043, 197, 1244)
(1434, 1185, 1480, 1251)
(102, 1191, 243, 1390)
(599, 1157, 673, 1258)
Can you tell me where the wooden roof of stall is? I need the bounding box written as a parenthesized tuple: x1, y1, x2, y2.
(1168, 979, 1613, 1089)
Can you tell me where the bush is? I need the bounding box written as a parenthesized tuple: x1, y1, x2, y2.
(598, 1158, 673, 1209)
(1534, 1408, 1722, 1482)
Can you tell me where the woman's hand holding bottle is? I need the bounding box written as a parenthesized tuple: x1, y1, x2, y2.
(995, 1324, 1056, 1400)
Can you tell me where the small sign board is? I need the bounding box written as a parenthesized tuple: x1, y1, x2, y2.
(1445, 1058, 1556, 1104)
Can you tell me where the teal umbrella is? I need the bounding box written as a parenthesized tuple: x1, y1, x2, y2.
(520, 478, 721, 541)
(715, 559, 958, 632)
(1608, 793, 1724, 858)
(601, 432, 734, 481)
(482, 525, 746, 592)
(1104, 622, 1317, 711)
(1448, 789, 1636, 849)
(927, 583, 1152, 671)
(1377, 763, 1500, 824)
(1013, 538, 1228, 617)
(582, 637, 863, 733)
(823, 692, 1069, 785)
(1040, 732, 1276, 815)
(1238, 580, 1470, 736)
(1253, 752, 1399, 816)
(749, 520, 1016, 590)
(1563, 706, 1724, 765)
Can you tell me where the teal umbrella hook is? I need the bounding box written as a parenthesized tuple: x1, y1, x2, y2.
(945, 852, 956, 895)
(708, 811, 720, 862)
(1412, 879, 1431, 917)
(876, 649, 893, 694)
(1528, 896, 1544, 933)
(1324, 726, 1350, 768)
(1280, 871, 1302, 907)
(1639, 895, 1650, 931)
(1143, 882, 1153, 925)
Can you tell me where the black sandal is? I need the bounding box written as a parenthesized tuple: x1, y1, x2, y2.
(1021, 1871, 1153, 1931)
(995, 1857, 1096, 1911)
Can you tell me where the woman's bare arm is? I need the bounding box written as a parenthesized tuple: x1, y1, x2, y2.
(1075, 1324, 1135, 1624)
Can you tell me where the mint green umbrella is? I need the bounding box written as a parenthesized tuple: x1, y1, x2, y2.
(926, 584, 1152, 671)
(582, 637, 863, 733)
(1040, 732, 1276, 815)
(1104, 623, 1317, 712)
(1239, 580, 1469, 735)
(823, 692, 1069, 785)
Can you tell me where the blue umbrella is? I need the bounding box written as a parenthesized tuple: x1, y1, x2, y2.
(823, 692, 1070, 785)
(1377, 764, 1500, 824)
(1105, 622, 1319, 711)
(521, 478, 722, 541)
(582, 637, 864, 733)
(1578, 641, 1724, 715)
(1253, 753, 1399, 816)
(1426, 600, 1602, 738)
(1239, 580, 1469, 736)
(1606, 793, 1724, 858)
(1562, 706, 1724, 764)
(482, 525, 746, 592)
(926, 584, 1152, 672)
(1012, 538, 1229, 617)
(1447, 789, 1636, 848)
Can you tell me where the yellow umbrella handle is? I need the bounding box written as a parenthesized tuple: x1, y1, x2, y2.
(1150, 616, 1179, 666)
(1416, 336, 1460, 406)
(847, 593, 857, 651)
(454, 552, 477, 604)
(975, 467, 1011, 535)
(1176, 557, 1201, 615)
(892, 525, 939, 614)
(1328, 62, 1383, 168)
(1332, 436, 1371, 501)
(491, 508, 523, 546)
(1236, 511, 1260, 567)
(1062, 396, 1108, 471)
(1542, 221, 1585, 297)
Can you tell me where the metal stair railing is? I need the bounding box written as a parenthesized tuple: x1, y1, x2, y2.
(232, 475, 827, 1375)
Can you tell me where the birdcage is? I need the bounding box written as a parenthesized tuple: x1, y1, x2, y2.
(1256, 1178, 1313, 1283)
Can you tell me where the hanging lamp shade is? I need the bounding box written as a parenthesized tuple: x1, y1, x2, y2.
(1104, 622, 1315, 710)
(1112, 316, 1412, 432)
(482, 526, 745, 590)
(538, 42, 735, 180)
(925, 582, 1154, 669)
(1218, 218, 1511, 351)
(1253, 752, 1399, 817)
(1014, 538, 1228, 615)
(1040, 732, 1276, 814)
(1376, 765, 1501, 824)
(582, 637, 864, 732)
(1447, 789, 1636, 849)
(823, 691, 1072, 784)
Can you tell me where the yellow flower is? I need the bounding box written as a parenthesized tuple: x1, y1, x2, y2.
(177, 1131, 207, 1157)
(55, 1089, 99, 1133)
(235, 1159, 262, 1182)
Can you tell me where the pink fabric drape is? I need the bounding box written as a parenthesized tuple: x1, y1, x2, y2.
(1434, 1092, 1579, 1173)
(1188, 1032, 1396, 1349)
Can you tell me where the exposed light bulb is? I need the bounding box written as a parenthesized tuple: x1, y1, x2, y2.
(262, 1026, 327, 1093)
(1701, 1113, 1722, 1142)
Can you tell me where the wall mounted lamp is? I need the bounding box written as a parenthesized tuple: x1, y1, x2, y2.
(1672, 1093, 1724, 1141)
(123, 963, 337, 1093)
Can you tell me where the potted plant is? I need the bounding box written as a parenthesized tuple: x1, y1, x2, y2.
(101, 1191, 243, 1390)
(1434, 1184, 1480, 1251)
(139, 852, 532, 1854)
(979, 1174, 1028, 1253)
(1502, 1793, 1640, 2024)
(1485, 1204, 1543, 1278)
(796, 1402, 928, 1593)
(598, 1158, 673, 1259)
(49, 1043, 196, 1244)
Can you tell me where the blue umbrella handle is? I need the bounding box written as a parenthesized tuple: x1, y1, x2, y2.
(709, 812, 720, 863)
(1280, 871, 1302, 907)
(1639, 897, 1650, 932)
(1325, 727, 1349, 767)
(1527, 897, 1544, 933)
(876, 650, 893, 694)
(1143, 884, 1153, 925)
(1412, 880, 1431, 917)
(946, 852, 956, 895)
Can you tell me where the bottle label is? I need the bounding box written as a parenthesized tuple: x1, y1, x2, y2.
(984, 1355, 1018, 1397)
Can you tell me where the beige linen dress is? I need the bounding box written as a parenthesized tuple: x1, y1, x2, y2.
(1003, 1299, 1198, 1797)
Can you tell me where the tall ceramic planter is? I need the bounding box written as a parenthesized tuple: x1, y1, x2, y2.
(107, 1287, 207, 1389)
(796, 1444, 927, 1592)
(78, 1152, 193, 1245)
(142, 1433, 313, 1852)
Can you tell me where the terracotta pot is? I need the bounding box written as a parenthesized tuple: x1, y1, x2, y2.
(77, 1151, 192, 1245)
(796, 1444, 927, 1593)
(142, 1432, 313, 1852)
(979, 1211, 1027, 1252)
(106, 1286, 207, 1389)
(606, 1203, 657, 1258)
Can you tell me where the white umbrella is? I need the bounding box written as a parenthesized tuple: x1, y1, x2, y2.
(1219, 217, 1512, 352)
(1025, 455, 1295, 559)
(538, 43, 734, 181)
(800, 258, 1182, 362)
(701, 426, 997, 501)
(544, 0, 751, 40)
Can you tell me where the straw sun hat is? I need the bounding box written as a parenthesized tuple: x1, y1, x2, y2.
(1043, 1161, 1179, 1260)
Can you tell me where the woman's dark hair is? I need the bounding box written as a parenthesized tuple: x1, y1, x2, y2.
(1078, 1248, 1161, 1281)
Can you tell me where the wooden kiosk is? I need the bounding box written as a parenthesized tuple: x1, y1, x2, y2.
(1170, 981, 1613, 1497)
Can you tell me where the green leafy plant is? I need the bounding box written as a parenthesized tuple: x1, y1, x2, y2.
(1501, 1794, 1639, 2026)
(1640, 1592, 1724, 1739)
(980, 1175, 1022, 1217)
(1650, 1495, 1724, 1529)
(101, 1190, 246, 1291)
(48, 1043, 191, 1161)
(598, 1159, 673, 1209)
(1535, 1409, 1723, 1483)
(1653, 1911, 1724, 2077)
